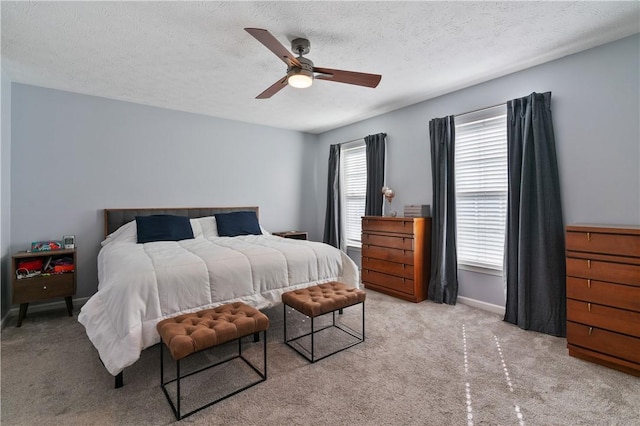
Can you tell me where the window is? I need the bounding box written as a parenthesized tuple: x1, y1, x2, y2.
(340, 141, 366, 247)
(455, 105, 508, 271)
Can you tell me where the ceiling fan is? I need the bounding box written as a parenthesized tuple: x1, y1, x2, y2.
(245, 28, 382, 99)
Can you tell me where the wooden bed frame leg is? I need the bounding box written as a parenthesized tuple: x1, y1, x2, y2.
(115, 372, 123, 388)
(253, 332, 260, 343)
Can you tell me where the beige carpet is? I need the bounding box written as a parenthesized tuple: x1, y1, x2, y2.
(1, 290, 639, 425)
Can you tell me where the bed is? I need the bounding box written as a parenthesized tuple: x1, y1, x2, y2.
(78, 207, 359, 385)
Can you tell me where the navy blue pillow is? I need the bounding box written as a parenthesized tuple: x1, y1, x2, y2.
(215, 211, 262, 237)
(135, 215, 194, 243)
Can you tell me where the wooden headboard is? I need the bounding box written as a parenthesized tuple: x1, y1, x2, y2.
(103, 206, 259, 238)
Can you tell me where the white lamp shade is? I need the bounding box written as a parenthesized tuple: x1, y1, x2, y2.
(288, 73, 313, 88)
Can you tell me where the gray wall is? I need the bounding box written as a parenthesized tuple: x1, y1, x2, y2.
(9, 84, 318, 300)
(316, 34, 640, 308)
(3, 34, 638, 317)
(1, 69, 12, 319)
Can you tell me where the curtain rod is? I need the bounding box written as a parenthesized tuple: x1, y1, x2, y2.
(337, 137, 365, 146)
(338, 132, 387, 145)
(455, 92, 551, 117)
(455, 101, 506, 117)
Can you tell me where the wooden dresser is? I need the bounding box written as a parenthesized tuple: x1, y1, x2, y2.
(565, 225, 640, 376)
(361, 216, 431, 302)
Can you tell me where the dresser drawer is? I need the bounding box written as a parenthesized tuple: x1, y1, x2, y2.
(362, 269, 415, 296)
(567, 231, 640, 257)
(566, 257, 640, 286)
(362, 233, 413, 250)
(567, 277, 640, 311)
(362, 257, 414, 279)
(361, 244, 414, 265)
(362, 217, 414, 235)
(12, 274, 75, 304)
(567, 321, 640, 364)
(567, 299, 640, 338)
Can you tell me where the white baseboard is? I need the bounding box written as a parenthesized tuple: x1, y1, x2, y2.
(1, 297, 90, 329)
(457, 296, 505, 316)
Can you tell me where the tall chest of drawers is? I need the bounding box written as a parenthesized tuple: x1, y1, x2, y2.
(565, 225, 640, 376)
(361, 217, 431, 302)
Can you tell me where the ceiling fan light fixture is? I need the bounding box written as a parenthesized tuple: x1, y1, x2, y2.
(287, 67, 313, 89)
(245, 28, 381, 98)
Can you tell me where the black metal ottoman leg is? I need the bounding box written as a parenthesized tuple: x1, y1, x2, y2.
(311, 316, 315, 362)
(363, 302, 366, 340)
(283, 304, 288, 342)
(176, 359, 181, 420)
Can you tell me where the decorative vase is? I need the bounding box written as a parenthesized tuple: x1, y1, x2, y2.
(382, 186, 397, 217)
(386, 200, 397, 217)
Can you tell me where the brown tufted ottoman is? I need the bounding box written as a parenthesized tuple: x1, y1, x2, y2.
(282, 281, 366, 362)
(156, 302, 269, 420)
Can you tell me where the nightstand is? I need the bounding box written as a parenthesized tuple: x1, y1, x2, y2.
(273, 231, 308, 240)
(11, 249, 77, 327)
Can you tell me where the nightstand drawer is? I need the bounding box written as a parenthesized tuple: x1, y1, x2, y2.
(567, 277, 640, 311)
(273, 231, 308, 240)
(13, 274, 75, 303)
(567, 299, 640, 337)
(567, 321, 640, 364)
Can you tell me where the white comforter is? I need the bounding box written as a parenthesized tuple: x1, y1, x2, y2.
(78, 234, 359, 376)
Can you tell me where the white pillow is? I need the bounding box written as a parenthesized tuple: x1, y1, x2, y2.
(190, 218, 204, 239)
(197, 216, 219, 238)
(101, 220, 137, 246)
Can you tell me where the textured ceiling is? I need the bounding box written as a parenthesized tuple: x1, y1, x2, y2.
(2, 1, 639, 134)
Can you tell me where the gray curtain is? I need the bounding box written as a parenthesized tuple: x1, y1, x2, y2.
(364, 133, 386, 216)
(504, 92, 566, 337)
(323, 144, 341, 248)
(428, 116, 458, 304)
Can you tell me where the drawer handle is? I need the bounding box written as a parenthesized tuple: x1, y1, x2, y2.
(587, 279, 591, 289)
(43, 286, 47, 290)
(587, 232, 591, 241)
(588, 303, 591, 312)
(589, 327, 593, 336)
(587, 259, 591, 269)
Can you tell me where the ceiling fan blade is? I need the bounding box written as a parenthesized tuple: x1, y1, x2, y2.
(256, 76, 288, 99)
(245, 28, 301, 68)
(314, 67, 381, 88)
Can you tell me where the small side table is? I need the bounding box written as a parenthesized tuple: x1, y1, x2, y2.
(11, 249, 77, 327)
(273, 231, 308, 240)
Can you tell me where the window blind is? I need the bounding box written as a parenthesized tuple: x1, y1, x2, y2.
(455, 105, 508, 270)
(341, 142, 366, 246)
